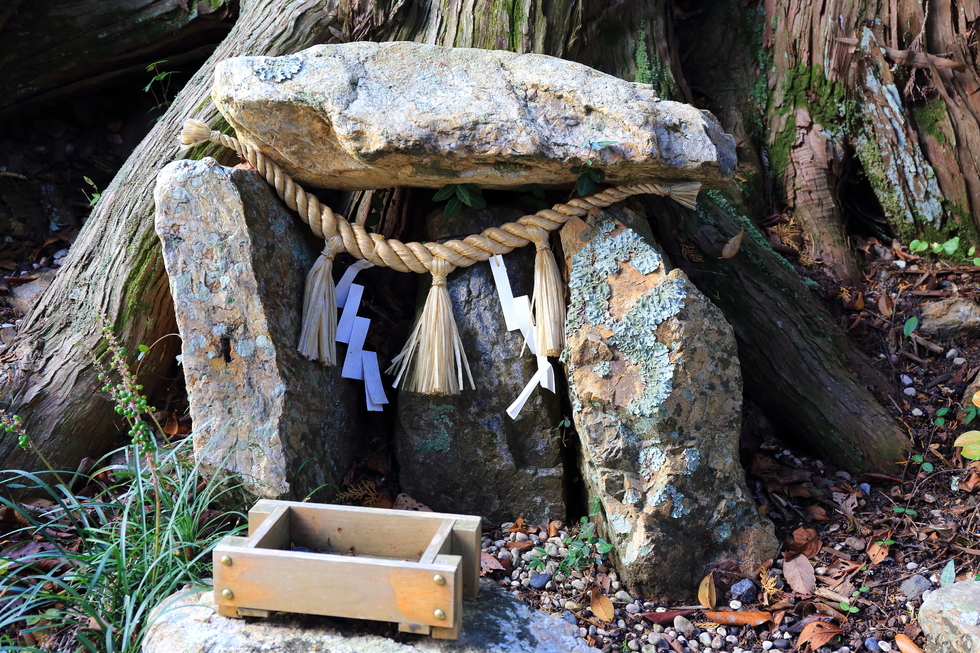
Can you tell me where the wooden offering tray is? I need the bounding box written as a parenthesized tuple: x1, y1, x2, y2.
(213, 499, 481, 639)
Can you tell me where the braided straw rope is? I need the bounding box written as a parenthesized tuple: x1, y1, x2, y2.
(178, 119, 701, 394)
(179, 120, 700, 275)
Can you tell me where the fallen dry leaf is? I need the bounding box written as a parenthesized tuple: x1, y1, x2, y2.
(831, 491, 858, 515)
(719, 229, 744, 259)
(548, 521, 560, 538)
(392, 493, 432, 511)
(596, 572, 611, 593)
(703, 611, 772, 626)
(640, 609, 696, 625)
(894, 634, 924, 653)
(505, 540, 534, 552)
(480, 551, 504, 576)
(798, 621, 843, 652)
(590, 588, 615, 622)
(507, 516, 527, 533)
(807, 505, 830, 521)
(783, 554, 816, 594)
(866, 530, 892, 566)
(787, 527, 823, 558)
(698, 572, 717, 609)
(878, 294, 894, 317)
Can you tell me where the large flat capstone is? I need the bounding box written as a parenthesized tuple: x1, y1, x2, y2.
(142, 581, 599, 653)
(559, 205, 777, 599)
(154, 158, 368, 500)
(212, 42, 735, 191)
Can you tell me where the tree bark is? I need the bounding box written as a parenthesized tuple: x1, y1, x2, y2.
(0, 0, 236, 117)
(1, 0, 909, 475)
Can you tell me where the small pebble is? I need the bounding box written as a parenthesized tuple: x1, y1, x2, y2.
(565, 600, 581, 611)
(858, 483, 872, 496)
(773, 639, 790, 649)
(729, 600, 742, 610)
(626, 603, 641, 614)
(628, 640, 640, 651)
(726, 635, 738, 644)
(865, 637, 880, 651)
(529, 573, 551, 589)
(954, 357, 967, 365)
(674, 615, 696, 638)
(641, 646, 658, 653)
(571, 579, 586, 591)
(901, 374, 913, 385)
(762, 641, 773, 651)
(906, 562, 919, 570)
(911, 408, 923, 417)
(514, 532, 529, 542)
(947, 349, 959, 359)
(616, 590, 633, 602)
(589, 625, 598, 636)
(878, 642, 892, 652)
(699, 632, 713, 647)
(730, 578, 757, 603)
(903, 387, 917, 396)
(688, 641, 700, 651)
(711, 635, 724, 649)
(647, 633, 664, 646)
(717, 628, 727, 637)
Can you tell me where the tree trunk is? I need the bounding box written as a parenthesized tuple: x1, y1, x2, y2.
(0, 0, 236, 117)
(760, 0, 980, 278)
(1, 0, 909, 475)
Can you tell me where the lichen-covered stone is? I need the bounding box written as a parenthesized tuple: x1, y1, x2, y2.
(920, 580, 980, 652)
(919, 298, 980, 340)
(212, 42, 735, 191)
(154, 158, 366, 500)
(142, 581, 599, 653)
(559, 204, 777, 599)
(395, 206, 564, 524)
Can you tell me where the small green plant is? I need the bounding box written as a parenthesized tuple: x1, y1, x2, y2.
(529, 497, 612, 577)
(518, 183, 549, 211)
(892, 506, 918, 516)
(933, 406, 949, 427)
(433, 183, 486, 220)
(909, 237, 980, 265)
(838, 601, 860, 614)
(82, 176, 102, 208)
(145, 60, 179, 121)
(912, 454, 934, 473)
(903, 316, 919, 338)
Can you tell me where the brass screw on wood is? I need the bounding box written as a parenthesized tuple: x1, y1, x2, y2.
(433, 609, 446, 620)
(220, 556, 233, 566)
(433, 574, 445, 585)
(221, 589, 234, 600)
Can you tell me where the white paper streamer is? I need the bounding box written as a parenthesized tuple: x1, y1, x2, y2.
(489, 255, 520, 331)
(362, 351, 388, 411)
(336, 284, 364, 343)
(341, 316, 370, 379)
(336, 260, 373, 308)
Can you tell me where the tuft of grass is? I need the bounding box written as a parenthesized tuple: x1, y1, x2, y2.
(0, 440, 251, 652)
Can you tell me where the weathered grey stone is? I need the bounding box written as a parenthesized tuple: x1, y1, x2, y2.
(395, 206, 564, 524)
(7, 268, 57, 314)
(920, 580, 980, 652)
(142, 581, 599, 653)
(919, 298, 980, 340)
(559, 204, 777, 599)
(212, 42, 735, 191)
(154, 158, 364, 500)
(900, 574, 932, 600)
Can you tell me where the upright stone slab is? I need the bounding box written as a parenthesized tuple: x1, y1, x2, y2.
(212, 42, 736, 191)
(154, 158, 362, 500)
(559, 204, 777, 599)
(395, 206, 564, 525)
(920, 580, 980, 653)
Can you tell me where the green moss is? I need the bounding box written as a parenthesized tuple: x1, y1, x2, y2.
(767, 111, 795, 182)
(912, 97, 950, 147)
(634, 30, 652, 85)
(416, 405, 454, 454)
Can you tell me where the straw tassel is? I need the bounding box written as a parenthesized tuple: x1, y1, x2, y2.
(298, 236, 345, 365)
(388, 258, 474, 395)
(529, 227, 565, 357)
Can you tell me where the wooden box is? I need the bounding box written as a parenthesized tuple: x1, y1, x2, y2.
(212, 499, 481, 639)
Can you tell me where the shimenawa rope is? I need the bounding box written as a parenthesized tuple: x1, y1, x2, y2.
(179, 119, 701, 395)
